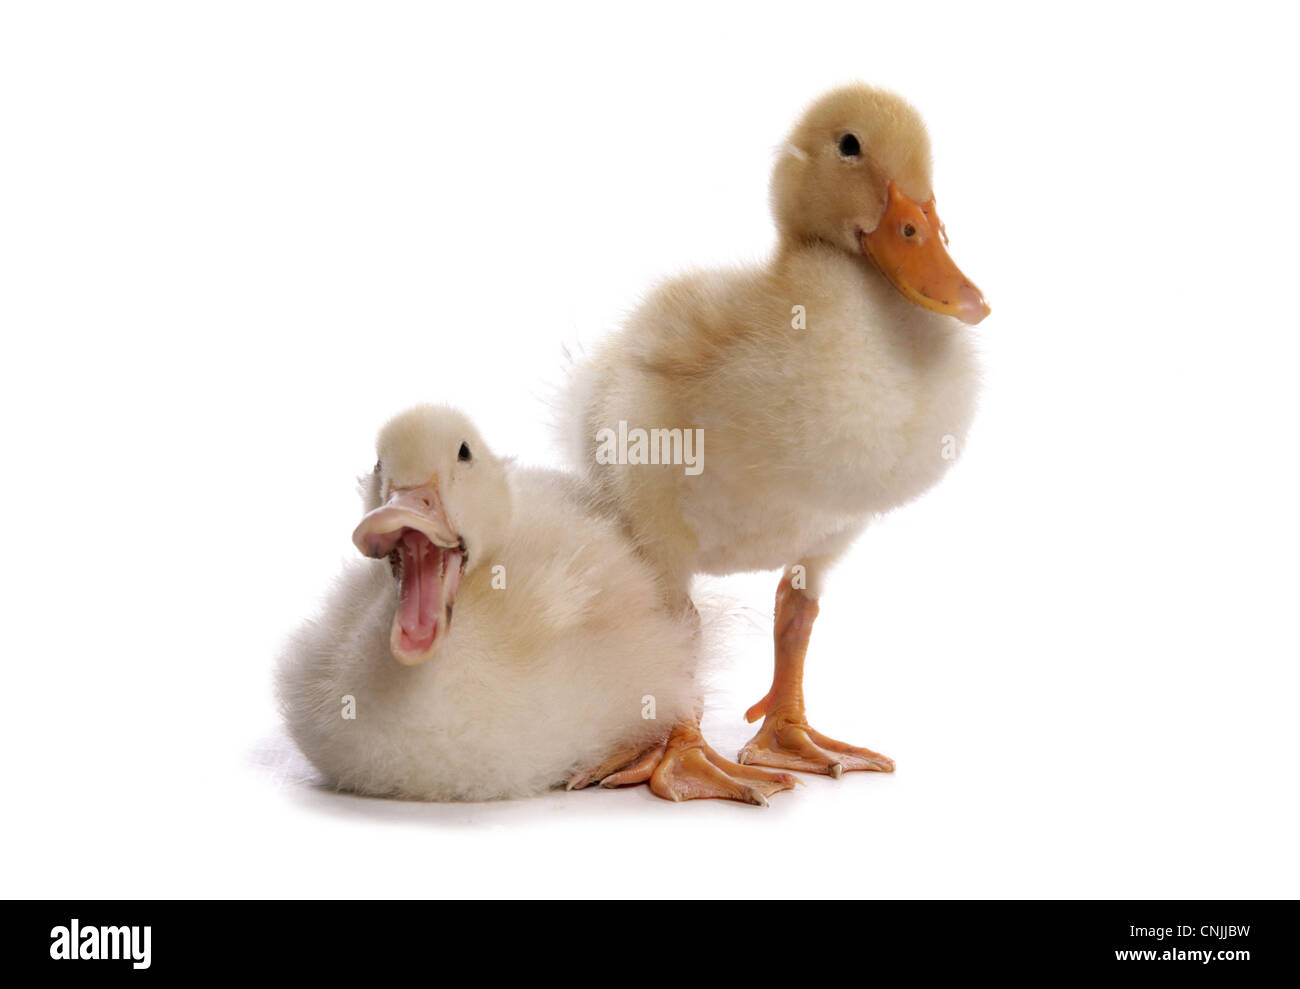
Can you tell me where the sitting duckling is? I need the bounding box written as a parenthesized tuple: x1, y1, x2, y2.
(568, 84, 989, 795)
(277, 404, 728, 802)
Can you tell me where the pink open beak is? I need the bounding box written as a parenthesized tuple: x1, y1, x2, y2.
(352, 479, 464, 665)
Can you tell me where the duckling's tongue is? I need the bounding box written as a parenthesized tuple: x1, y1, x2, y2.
(395, 530, 462, 661)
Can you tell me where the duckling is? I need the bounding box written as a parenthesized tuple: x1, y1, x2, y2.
(277, 404, 715, 802)
(568, 84, 988, 790)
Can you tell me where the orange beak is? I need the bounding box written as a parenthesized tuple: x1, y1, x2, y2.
(860, 180, 990, 325)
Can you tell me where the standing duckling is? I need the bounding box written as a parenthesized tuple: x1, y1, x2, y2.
(568, 84, 989, 796)
(277, 405, 726, 802)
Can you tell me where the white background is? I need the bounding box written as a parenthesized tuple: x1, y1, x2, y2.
(3, 1, 1297, 898)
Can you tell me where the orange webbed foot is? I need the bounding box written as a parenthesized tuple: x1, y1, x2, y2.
(738, 704, 894, 777)
(580, 722, 799, 806)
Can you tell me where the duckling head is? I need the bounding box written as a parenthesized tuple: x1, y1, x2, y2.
(771, 84, 990, 324)
(351, 405, 512, 665)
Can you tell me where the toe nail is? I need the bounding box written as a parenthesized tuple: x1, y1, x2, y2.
(829, 762, 844, 779)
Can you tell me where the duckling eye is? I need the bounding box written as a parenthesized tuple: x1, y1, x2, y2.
(837, 133, 862, 159)
(373, 459, 382, 475)
(458, 442, 472, 463)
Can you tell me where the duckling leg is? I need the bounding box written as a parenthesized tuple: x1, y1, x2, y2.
(602, 721, 799, 806)
(738, 574, 895, 776)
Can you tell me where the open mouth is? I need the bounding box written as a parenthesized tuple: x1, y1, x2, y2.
(385, 529, 465, 661)
(351, 479, 467, 665)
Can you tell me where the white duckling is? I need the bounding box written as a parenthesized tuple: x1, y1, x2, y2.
(568, 84, 989, 795)
(277, 404, 711, 802)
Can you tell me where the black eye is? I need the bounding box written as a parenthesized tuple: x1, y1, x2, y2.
(458, 442, 472, 462)
(837, 133, 861, 158)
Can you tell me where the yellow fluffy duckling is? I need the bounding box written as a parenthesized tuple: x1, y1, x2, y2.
(568, 84, 989, 801)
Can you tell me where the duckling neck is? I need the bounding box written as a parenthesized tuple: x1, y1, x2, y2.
(769, 233, 976, 380)
(772, 234, 890, 296)
(773, 234, 823, 268)
(771, 235, 932, 333)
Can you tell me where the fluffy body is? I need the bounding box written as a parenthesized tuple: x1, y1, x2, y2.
(278, 457, 699, 802)
(569, 242, 979, 597)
